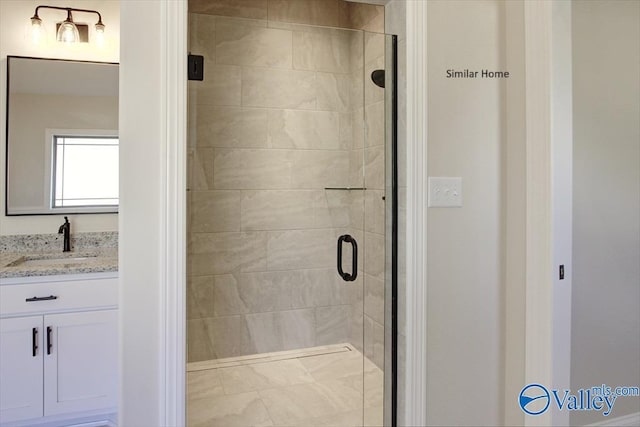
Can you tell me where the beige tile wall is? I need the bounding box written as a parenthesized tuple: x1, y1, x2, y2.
(189, 0, 384, 33)
(187, 1, 385, 364)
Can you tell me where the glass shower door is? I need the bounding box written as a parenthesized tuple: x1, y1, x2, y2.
(185, 12, 392, 427)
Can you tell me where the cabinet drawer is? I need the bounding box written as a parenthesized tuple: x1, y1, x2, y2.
(0, 278, 117, 317)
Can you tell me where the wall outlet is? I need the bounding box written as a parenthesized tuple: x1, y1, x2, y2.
(428, 177, 462, 207)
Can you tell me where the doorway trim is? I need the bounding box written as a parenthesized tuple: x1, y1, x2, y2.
(161, 0, 187, 425)
(154, 1, 429, 425)
(161, 1, 431, 425)
(403, 1, 429, 426)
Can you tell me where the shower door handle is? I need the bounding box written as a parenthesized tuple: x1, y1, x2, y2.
(337, 234, 358, 282)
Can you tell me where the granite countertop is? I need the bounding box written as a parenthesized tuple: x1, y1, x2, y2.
(0, 248, 118, 279)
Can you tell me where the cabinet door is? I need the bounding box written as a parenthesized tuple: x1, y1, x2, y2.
(0, 316, 44, 423)
(43, 310, 117, 416)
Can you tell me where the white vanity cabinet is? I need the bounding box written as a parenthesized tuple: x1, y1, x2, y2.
(0, 274, 118, 426)
(0, 316, 44, 422)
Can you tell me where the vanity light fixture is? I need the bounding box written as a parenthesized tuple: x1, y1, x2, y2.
(30, 5, 105, 44)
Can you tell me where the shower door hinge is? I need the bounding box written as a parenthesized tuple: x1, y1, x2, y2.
(188, 54, 204, 81)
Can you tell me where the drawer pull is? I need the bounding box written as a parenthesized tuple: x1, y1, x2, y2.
(25, 295, 58, 302)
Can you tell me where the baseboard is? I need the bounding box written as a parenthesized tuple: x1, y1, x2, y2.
(1, 411, 117, 427)
(587, 411, 640, 426)
(67, 421, 115, 427)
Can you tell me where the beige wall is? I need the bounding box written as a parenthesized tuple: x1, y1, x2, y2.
(426, 1, 505, 425)
(0, 0, 119, 235)
(503, 1, 526, 425)
(571, 1, 640, 424)
(186, 1, 387, 362)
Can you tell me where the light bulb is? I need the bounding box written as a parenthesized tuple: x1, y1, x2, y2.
(31, 16, 43, 44)
(57, 21, 79, 43)
(95, 21, 105, 46)
(56, 11, 79, 43)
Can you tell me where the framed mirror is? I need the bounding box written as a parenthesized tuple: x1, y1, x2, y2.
(5, 56, 119, 216)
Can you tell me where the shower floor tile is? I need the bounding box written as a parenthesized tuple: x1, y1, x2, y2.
(187, 343, 383, 427)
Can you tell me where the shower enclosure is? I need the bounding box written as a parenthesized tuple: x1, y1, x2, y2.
(185, 4, 397, 426)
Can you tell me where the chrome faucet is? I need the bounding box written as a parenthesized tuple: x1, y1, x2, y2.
(58, 216, 71, 252)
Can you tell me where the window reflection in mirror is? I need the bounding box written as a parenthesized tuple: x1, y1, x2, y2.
(52, 135, 119, 208)
(5, 57, 119, 215)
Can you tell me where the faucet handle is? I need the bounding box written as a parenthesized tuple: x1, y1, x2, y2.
(58, 216, 70, 233)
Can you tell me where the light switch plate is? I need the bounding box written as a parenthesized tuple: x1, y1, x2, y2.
(428, 177, 462, 207)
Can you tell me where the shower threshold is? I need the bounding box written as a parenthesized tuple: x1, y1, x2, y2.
(187, 343, 356, 371)
(187, 343, 383, 427)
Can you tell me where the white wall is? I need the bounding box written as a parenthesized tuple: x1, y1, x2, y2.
(0, 0, 119, 234)
(571, 1, 640, 425)
(426, 1, 505, 425)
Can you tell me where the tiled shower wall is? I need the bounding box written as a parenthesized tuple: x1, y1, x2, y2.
(189, 0, 383, 31)
(186, 0, 385, 364)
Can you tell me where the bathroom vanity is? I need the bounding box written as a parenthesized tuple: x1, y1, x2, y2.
(0, 235, 118, 427)
(1, 55, 120, 427)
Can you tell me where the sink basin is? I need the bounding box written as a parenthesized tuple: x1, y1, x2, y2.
(7, 254, 99, 268)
